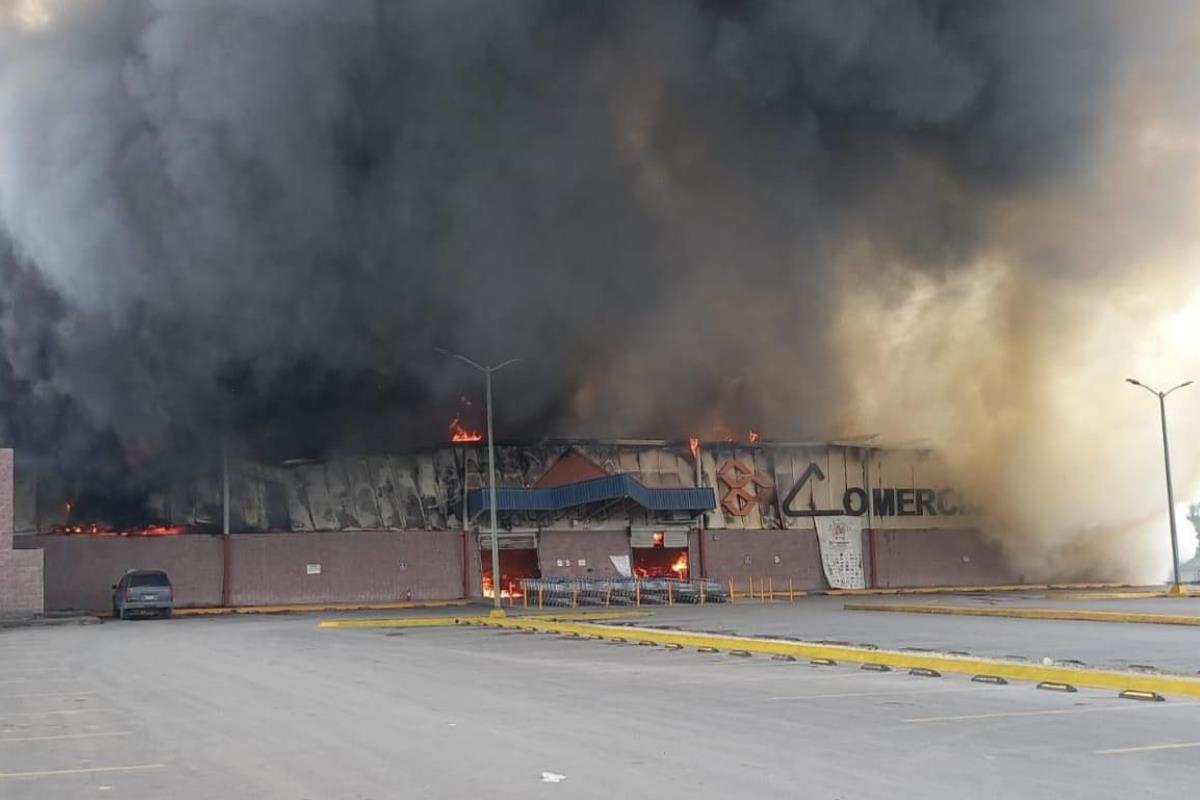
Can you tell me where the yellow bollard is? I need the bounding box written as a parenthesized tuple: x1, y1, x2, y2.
(523, 584, 528, 608)
(606, 581, 612, 607)
(789, 578, 794, 602)
(539, 586, 544, 609)
(769, 577, 774, 602)
(572, 585, 579, 608)
(668, 580, 674, 606)
(635, 580, 641, 607)
(700, 579, 706, 604)
(728, 578, 735, 603)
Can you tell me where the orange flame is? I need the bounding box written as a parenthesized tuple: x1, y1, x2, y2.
(748, 430, 760, 443)
(449, 416, 483, 442)
(670, 552, 689, 578)
(480, 574, 522, 599)
(50, 523, 185, 537)
(688, 436, 699, 460)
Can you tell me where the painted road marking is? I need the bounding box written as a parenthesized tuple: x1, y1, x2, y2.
(0, 708, 106, 719)
(1096, 741, 1200, 755)
(844, 602, 1200, 627)
(460, 616, 1200, 699)
(769, 686, 988, 701)
(0, 764, 164, 780)
(0, 731, 132, 744)
(906, 703, 1200, 723)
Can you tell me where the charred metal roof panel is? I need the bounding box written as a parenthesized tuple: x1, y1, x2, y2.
(467, 474, 716, 515)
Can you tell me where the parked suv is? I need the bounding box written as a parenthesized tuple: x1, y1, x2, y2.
(112, 570, 174, 619)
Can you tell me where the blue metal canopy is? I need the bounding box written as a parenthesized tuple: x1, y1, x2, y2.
(466, 474, 716, 516)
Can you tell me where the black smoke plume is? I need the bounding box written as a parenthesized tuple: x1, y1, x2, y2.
(3, 0, 1191, 543)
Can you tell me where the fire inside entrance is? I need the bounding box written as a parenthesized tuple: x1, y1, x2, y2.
(479, 532, 539, 598)
(631, 529, 689, 579)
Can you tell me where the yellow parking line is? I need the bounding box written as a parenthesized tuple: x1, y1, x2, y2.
(1097, 741, 1200, 755)
(0, 763, 164, 780)
(0, 731, 131, 744)
(844, 603, 1200, 626)
(906, 703, 1200, 723)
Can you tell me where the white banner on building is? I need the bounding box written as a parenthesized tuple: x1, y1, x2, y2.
(609, 555, 632, 578)
(814, 516, 866, 590)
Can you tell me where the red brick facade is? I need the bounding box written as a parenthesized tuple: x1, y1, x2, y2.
(0, 449, 44, 613)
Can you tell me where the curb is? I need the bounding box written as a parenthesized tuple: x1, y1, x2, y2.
(470, 617, 1200, 699)
(826, 582, 1138, 596)
(843, 603, 1200, 626)
(171, 599, 471, 617)
(317, 608, 653, 629)
(0, 615, 102, 630)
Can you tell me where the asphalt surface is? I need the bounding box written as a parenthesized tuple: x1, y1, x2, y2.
(2, 602, 1200, 799)
(612, 594, 1200, 674)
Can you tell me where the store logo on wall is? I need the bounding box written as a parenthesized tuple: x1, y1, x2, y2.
(782, 462, 964, 518)
(717, 459, 773, 517)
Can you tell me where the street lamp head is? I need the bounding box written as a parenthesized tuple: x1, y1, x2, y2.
(1125, 378, 1142, 387)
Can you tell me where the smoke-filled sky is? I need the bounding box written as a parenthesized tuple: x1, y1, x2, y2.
(1, 0, 1199, 577)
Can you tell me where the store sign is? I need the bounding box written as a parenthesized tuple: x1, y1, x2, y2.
(782, 463, 965, 518)
(717, 459, 773, 517)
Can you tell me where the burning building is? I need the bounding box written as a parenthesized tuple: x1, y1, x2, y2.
(1, 2, 1198, 614)
(3, 436, 1014, 612)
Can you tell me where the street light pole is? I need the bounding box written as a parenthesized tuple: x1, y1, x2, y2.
(1127, 378, 1194, 595)
(438, 349, 521, 611)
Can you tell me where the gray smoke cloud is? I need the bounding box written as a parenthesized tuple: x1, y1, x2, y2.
(0, 0, 1189, 535)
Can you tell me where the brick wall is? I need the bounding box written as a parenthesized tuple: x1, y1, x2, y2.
(698, 529, 830, 591)
(869, 528, 1021, 588)
(697, 526, 1018, 590)
(21, 530, 467, 611)
(20, 534, 223, 611)
(228, 531, 464, 605)
(537, 530, 631, 578)
(0, 449, 44, 613)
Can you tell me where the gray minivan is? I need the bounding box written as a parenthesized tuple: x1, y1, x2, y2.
(112, 569, 174, 619)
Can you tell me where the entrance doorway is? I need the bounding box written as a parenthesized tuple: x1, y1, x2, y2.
(478, 531, 540, 598)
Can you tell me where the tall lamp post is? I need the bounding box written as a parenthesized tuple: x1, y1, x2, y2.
(1126, 378, 1194, 595)
(439, 349, 521, 611)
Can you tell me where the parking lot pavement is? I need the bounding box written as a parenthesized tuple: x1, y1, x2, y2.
(634, 596, 1200, 674)
(2, 610, 1200, 799)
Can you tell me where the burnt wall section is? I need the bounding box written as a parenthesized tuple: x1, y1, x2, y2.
(537, 529, 631, 579)
(0, 449, 44, 613)
(20, 535, 223, 611)
(869, 529, 1022, 588)
(237, 455, 461, 532)
(227, 531, 464, 606)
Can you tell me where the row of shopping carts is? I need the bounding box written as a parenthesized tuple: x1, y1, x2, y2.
(518, 576, 728, 607)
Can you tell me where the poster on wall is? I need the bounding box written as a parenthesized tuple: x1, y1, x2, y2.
(814, 516, 866, 590)
(609, 555, 632, 578)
